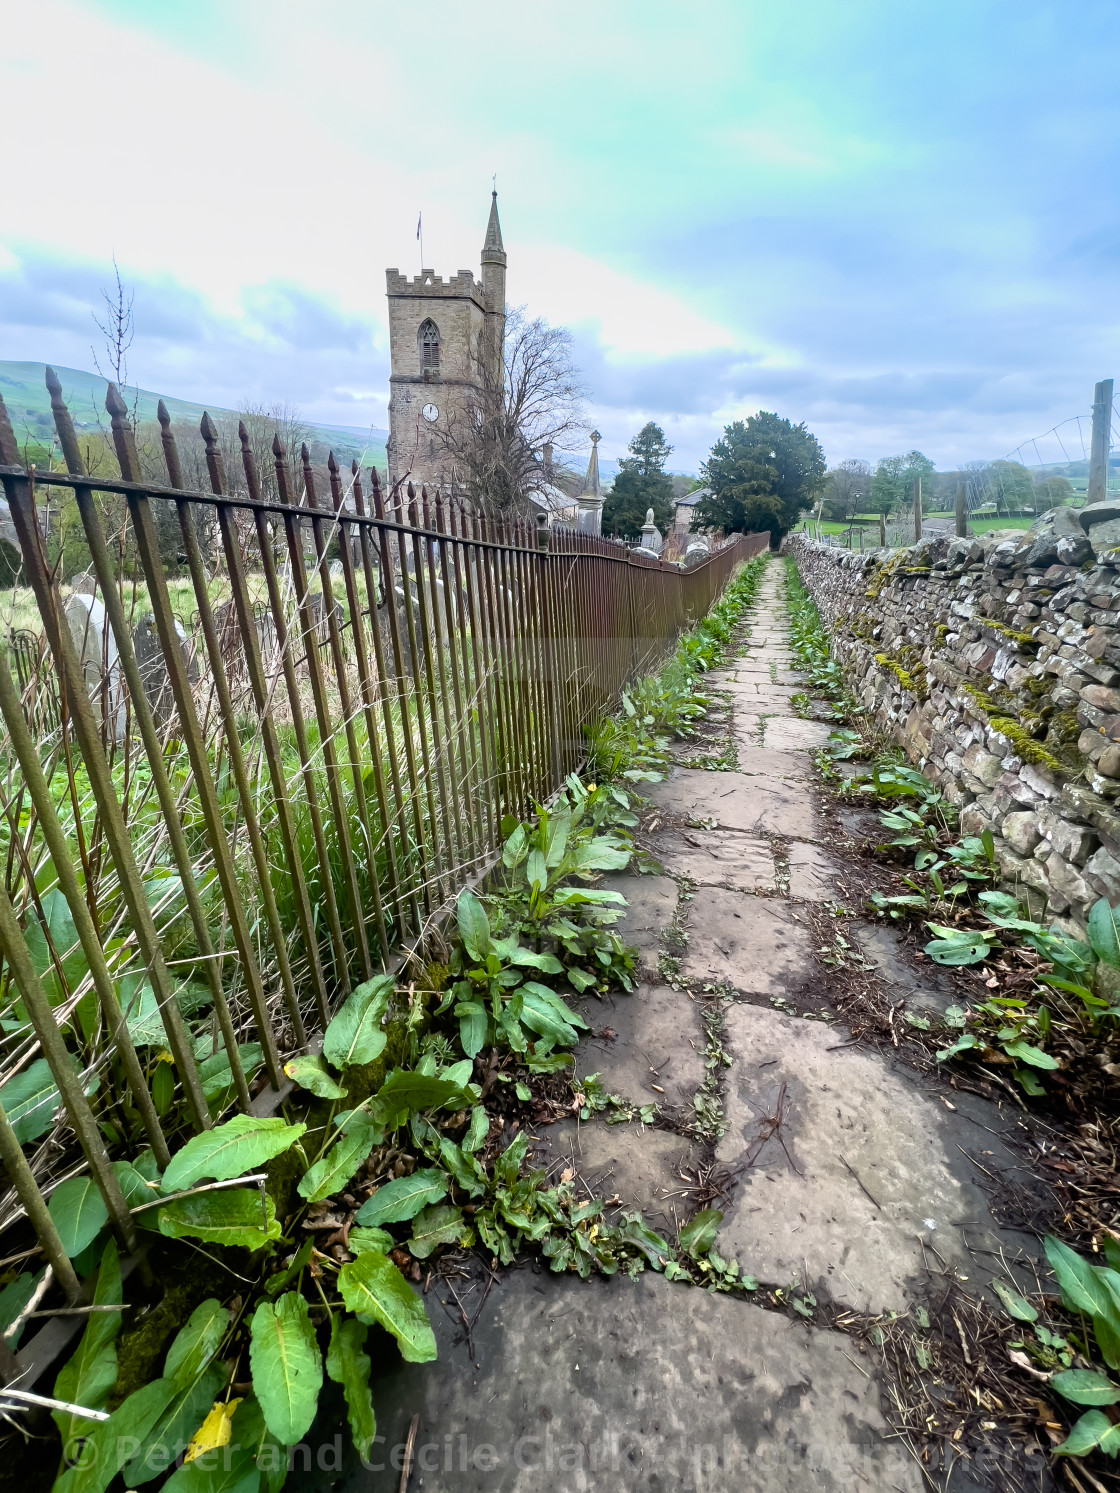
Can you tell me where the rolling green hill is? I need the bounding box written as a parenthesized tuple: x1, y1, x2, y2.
(0, 360, 387, 469)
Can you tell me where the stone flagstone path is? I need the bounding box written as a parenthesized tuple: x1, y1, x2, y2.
(325, 557, 1045, 1493)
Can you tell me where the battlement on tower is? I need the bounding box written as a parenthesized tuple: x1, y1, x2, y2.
(385, 268, 487, 308)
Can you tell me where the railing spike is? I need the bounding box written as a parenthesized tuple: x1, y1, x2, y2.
(157, 400, 184, 488)
(0, 390, 20, 465)
(105, 381, 140, 481)
(46, 367, 85, 476)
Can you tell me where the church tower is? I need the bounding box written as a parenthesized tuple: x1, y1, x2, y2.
(385, 193, 507, 491)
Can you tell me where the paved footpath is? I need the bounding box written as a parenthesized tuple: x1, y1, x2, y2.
(327, 558, 1044, 1493)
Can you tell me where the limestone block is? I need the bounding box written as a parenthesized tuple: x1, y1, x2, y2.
(961, 742, 1002, 787)
(1080, 728, 1107, 761)
(1084, 845, 1120, 903)
(1058, 533, 1094, 566)
(960, 803, 993, 837)
(1078, 500, 1120, 532)
(1020, 763, 1060, 799)
(1081, 683, 1120, 713)
(1039, 812, 1099, 871)
(1098, 744, 1120, 778)
(1090, 518, 1120, 563)
(1046, 851, 1091, 912)
(1001, 810, 1040, 856)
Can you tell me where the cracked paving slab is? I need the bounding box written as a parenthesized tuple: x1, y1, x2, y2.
(714, 1001, 1026, 1314)
(646, 767, 816, 839)
(322, 1268, 921, 1493)
(680, 887, 815, 994)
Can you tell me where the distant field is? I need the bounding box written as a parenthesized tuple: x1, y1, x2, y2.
(0, 360, 388, 468)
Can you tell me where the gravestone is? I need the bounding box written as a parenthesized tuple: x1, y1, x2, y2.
(64, 593, 126, 742)
(133, 613, 197, 728)
(639, 506, 664, 556)
(69, 572, 97, 596)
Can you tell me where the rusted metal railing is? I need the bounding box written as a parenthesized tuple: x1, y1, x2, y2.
(0, 369, 767, 1289)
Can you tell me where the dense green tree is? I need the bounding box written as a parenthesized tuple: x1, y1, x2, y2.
(1033, 474, 1073, 509)
(602, 422, 675, 535)
(820, 458, 872, 522)
(693, 412, 825, 541)
(869, 451, 935, 515)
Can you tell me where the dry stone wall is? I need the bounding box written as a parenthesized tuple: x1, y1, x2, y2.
(789, 502, 1120, 935)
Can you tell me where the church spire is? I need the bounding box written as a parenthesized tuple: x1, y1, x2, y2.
(482, 190, 506, 263)
(581, 431, 601, 497)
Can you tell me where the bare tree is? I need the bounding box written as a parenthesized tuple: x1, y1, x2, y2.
(433, 306, 586, 513)
(91, 257, 137, 422)
(820, 458, 871, 523)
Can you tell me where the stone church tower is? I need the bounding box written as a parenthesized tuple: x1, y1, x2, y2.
(385, 193, 506, 491)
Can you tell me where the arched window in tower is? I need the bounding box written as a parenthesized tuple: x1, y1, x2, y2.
(418, 319, 440, 376)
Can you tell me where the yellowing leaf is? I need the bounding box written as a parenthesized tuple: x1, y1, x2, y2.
(184, 1397, 241, 1462)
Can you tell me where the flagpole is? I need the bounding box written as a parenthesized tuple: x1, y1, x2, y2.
(417, 211, 423, 274)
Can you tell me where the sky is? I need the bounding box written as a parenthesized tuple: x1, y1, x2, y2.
(2, 0, 1119, 474)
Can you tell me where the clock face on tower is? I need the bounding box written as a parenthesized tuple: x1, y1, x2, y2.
(422, 403, 439, 423)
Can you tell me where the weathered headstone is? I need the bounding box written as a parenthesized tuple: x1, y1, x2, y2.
(69, 572, 97, 596)
(64, 592, 126, 742)
(133, 613, 197, 728)
(639, 507, 664, 556)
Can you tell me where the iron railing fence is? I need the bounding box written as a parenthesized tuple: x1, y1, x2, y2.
(0, 369, 766, 1311)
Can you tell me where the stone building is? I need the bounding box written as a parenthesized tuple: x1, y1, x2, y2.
(385, 193, 506, 490)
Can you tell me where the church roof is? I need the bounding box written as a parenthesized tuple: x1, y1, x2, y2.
(676, 486, 710, 508)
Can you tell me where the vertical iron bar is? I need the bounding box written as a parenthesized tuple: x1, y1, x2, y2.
(0, 1100, 81, 1301)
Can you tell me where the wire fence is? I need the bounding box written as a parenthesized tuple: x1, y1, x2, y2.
(0, 368, 764, 1320)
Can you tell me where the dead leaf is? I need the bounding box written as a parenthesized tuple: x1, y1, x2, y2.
(185, 1399, 241, 1463)
(1007, 1349, 1051, 1382)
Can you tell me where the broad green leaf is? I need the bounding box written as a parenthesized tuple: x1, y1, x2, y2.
(24, 887, 86, 1003)
(441, 1059, 474, 1087)
(54, 1241, 122, 1442)
(678, 1208, 722, 1258)
(501, 822, 528, 868)
(408, 1204, 465, 1259)
(567, 968, 597, 993)
(113, 1158, 161, 1213)
(349, 1225, 394, 1255)
(123, 1362, 225, 1485)
(196, 1042, 264, 1103)
(1002, 1041, 1059, 1069)
(455, 890, 491, 961)
(1089, 897, 1120, 969)
(526, 848, 547, 893)
(265, 1238, 315, 1297)
(0, 1269, 41, 1348)
(936, 1034, 979, 1062)
(0, 1057, 61, 1143)
(618, 1216, 670, 1269)
(322, 975, 393, 1069)
(283, 1054, 347, 1100)
(519, 984, 590, 1046)
(337, 1249, 437, 1363)
(158, 1190, 281, 1250)
(49, 1176, 109, 1258)
(1053, 1408, 1120, 1458)
(463, 1105, 489, 1153)
(122, 973, 211, 1047)
(991, 1279, 1037, 1322)
(326, 1315, 376, 1459)
(297, 1114, 379, 1203)
(164, 1298, 230, 1389)
(162, 1116, 307, 1193)
(355, 1168, 447, 1226)
(1052, 1368, 1120, 1406)
(249, 1291, 322, 1445)
(373, 1069, 473, 1120)
(54, 1377, 178, 1493)
(439, 1138, 485, 1198)
(550, 887, 626, 907)
(924, 934, 992, 966)
(567, 838, 631, 874)
(457, 1001, 487, 1059)
(509, 947, 564, 974)
(1045, 1235, 1114, 1318)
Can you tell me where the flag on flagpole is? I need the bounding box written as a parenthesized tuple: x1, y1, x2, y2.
(416, 213, 422, 240)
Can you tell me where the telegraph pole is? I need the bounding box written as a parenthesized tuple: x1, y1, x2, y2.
(913, 475, 922, 543)
(955, 482, 968, 537)
(1088, 379, 1114, 506)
